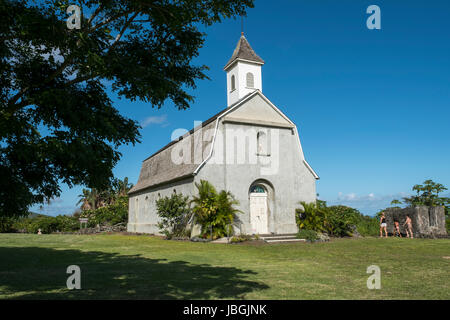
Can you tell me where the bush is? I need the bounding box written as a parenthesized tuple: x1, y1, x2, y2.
(0, 216, 16, 233)
(80, 196, 128, 227)
(12, 214, 79, 234)
(54, 215, 80, 232)
(296, 201, 379, 238)
(191, 180, 241, 239)
(155, 193, 191, 239)
(356, 215, 380, 237)
(296, 229, 319, 241)
(229, 235, 252, 243)
(325, 205, 361, 237)
(296, 201, 327, 232)
(446, 218, 450, 234)
(4, 195, 129, 234)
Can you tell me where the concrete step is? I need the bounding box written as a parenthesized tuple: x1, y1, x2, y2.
(265, 238, 306, 243)
(260, 234, 305, 243)
(260, 235, 297, 240)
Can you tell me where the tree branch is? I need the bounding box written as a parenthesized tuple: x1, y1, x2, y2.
(109, 12, 139, 49)
(90, 10, 134, 33)
(87, 3, 104, 28)
(6, 9, 141, 114)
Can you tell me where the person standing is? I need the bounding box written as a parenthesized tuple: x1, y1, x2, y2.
(393, 220, 402, 237)
(380, 212, 388, 238)
(403, 215, 413, 238)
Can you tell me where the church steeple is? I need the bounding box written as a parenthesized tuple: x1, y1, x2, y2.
(224, 34, 264, 107)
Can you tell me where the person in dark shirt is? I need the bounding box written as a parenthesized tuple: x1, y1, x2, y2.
(380, 212, 388, 238)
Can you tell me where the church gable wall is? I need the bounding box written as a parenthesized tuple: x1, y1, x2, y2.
(196, 119, 316, 235)
(223, 94, 293, 128)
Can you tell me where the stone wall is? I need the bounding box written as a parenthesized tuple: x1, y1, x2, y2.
(384, 206, 447, 238)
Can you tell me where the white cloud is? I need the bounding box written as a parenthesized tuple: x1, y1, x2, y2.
(31, 202, 78, 217)
(140, 114, 168, 128)
(326, 191, 410, 216)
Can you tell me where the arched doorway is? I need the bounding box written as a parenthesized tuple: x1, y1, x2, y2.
(249, 184, 269, 234)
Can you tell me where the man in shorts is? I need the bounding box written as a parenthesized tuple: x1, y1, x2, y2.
(403, 215, 413, 238)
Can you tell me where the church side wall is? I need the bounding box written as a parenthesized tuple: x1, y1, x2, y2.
(127, 177, 196, 234)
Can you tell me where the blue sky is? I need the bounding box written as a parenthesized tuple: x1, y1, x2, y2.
(33, 0, 450, 216)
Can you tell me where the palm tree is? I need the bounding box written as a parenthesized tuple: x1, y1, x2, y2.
(191, 180, 218, 230)
(112, 177, 134, 198)
(77, 189, 91, 211)
(77, 177, 134, 211)
(77, 188, 101, 210)
(297, 201, 327, 232)
(190, 180, 241, 238)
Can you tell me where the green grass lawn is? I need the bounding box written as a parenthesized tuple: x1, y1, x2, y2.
(0, 233, 449, 299)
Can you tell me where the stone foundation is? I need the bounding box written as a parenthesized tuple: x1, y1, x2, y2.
(384, 206, 447, 238)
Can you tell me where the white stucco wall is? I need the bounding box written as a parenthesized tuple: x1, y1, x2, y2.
(128, 92, 317, 236)
(197, 120, 316, 235)
(127, 178, 196, 234)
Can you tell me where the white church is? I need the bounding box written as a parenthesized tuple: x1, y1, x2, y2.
(128, 33, 319, 235)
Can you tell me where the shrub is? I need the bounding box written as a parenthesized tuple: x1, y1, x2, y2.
(54, 215, 79, 232)
(296, 201, 379, 238)
(229, 235, 251, 243)
(191, 180, 241, 239)
(81, 195, 128, 227)
(296, 229, 319, 241)
(12, 214, 74, 234)
(5, 196, 129, 234)
(325, 205, 361, 237)
(0, 216, 16, 233)
(155, 193, 191, 238)
(356, 215, 380, 237)
(296, 201, 327, 232)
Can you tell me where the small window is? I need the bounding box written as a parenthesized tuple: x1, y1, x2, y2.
(250, 185, 265, 193)
(231, 75, 236, 91)
(257, 131, 267, 154)
(246, 72, 254, 88)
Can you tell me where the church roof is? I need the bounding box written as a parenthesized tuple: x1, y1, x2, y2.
(224, 34, 264, 70)
(128, 92, 255, 195)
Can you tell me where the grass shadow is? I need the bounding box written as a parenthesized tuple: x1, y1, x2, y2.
(0, 247, 269, 299)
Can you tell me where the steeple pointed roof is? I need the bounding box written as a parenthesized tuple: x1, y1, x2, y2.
(224, 33, 264, 70)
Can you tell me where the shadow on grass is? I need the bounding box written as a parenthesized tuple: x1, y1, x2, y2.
(0, 247, 269, 299)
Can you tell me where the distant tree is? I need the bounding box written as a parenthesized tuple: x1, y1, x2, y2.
(390, 199, 402, 207)
(77, 177, 133, 210)
(77, 188, 101, 210)
(0, 0, 254, 218)
(402, 180, 448, 207)
(112, 177, 133, 198)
